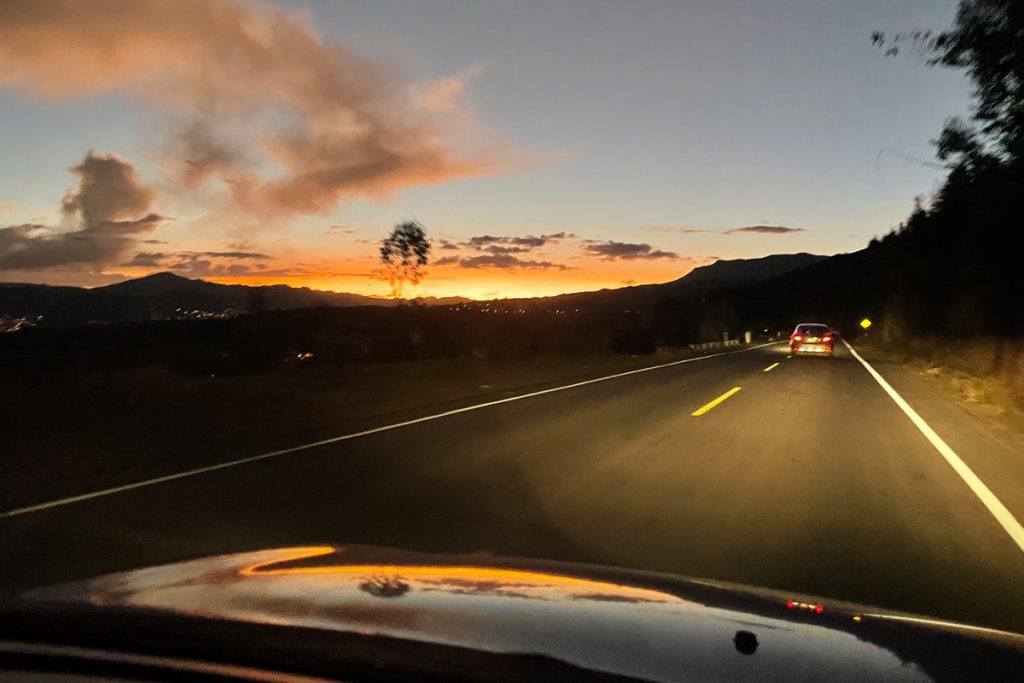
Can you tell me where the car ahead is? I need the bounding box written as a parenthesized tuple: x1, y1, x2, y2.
(2, 545, 1024, 682)
(791, 323, 834, 356)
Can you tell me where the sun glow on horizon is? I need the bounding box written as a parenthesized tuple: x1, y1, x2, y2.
(197, 260, 703, 301)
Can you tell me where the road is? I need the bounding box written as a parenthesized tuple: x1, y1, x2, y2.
(3, 341, 1024, 632)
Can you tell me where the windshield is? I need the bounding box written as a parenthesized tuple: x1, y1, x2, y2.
(2, 0, 1023, 655)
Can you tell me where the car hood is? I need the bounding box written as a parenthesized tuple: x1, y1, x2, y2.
(7, 545, 1024, 681)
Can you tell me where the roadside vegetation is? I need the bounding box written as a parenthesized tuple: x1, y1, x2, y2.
(858, 336, 1024, 421)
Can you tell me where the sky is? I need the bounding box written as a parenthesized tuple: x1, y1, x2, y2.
(0, 0, 969, 299)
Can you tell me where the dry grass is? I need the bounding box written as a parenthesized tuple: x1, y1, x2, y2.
(858, 336, 1024, 428)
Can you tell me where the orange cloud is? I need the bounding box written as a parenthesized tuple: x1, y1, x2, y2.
(417, 65, 485, 113)
(0, 0, 524, 218)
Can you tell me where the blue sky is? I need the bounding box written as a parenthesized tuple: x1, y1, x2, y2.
(0, 0, 968, 296)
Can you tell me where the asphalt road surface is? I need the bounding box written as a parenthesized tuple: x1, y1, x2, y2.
(4, 341, 1024, 632)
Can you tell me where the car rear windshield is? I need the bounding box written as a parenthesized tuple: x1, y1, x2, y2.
(796, 325, 830, 335)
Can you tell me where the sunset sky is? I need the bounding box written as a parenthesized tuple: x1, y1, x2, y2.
(0, 0, 967, 300)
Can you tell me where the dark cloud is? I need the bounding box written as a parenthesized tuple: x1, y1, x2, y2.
(467, 235, 539, 248)
(165, 253, 259, 277)
(438, 239, 460, 250)
(195, 250, 269, 259)
(465, 232, 571, 250)
(0, 151, 166, 270)
(121, 251, 167, 267)
(326, 224, 356, 235)
(724, 225, 805, 235)
(648, 227, 716, 234)
(647, 225, 804, 235)
(230, 265, 352, 278)
(482, 244, 532, 255)
(581, 240, 678, 260)
(120, 249, 271, 272)
(435, 253, 571, 270)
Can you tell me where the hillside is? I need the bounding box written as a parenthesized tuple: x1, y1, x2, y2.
(669, 253, 827, 288)
(0, 273, 469, 328)
(463, 252, 828, 314)
(701, 165, 1020, 342)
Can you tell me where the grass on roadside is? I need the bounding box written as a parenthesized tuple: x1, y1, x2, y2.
(857, 336, 1024, 430)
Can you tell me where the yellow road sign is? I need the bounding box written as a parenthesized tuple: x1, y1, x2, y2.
(860, 318, 872, 329)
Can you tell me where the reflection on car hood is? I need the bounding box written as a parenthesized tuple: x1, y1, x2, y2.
(13, 545, 1024, 681)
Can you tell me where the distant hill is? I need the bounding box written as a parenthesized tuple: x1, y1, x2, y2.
(703, 205, 1018, 340)
(0, 272, 469, 328)
(469, 252, 828, 314)
(0, 254, 825, 329)
(668, 253, 827, 288)
(96, 272, 393, 308)
(98, 272, 215, 296)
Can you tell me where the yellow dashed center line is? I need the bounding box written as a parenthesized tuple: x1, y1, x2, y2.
(691, 387, 742, 416)
(763, 362, 780, 372)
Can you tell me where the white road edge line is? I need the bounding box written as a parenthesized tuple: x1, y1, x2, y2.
(2, 341, 785, 519)
(843, 339, 1024, 554)
(860, 614, 1024, 637)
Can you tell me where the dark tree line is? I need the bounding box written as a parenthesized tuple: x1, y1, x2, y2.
(804, 0, 1024, 338)
(638, 1, 1024, 342)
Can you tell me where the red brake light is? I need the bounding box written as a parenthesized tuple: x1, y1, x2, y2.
(792, 334, 802, 341)
(786, 600, 824, 614)
(822, 334, 832, 342)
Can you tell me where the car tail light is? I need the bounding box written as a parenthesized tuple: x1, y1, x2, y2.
(786, 600, 825, 614)
(822, 334, 832, 342)
(792, 334, 802, 342)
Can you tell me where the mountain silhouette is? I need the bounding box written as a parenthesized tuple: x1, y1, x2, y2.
(0, 272, 466, 328)
(0, 255, 825, 329)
